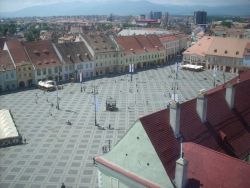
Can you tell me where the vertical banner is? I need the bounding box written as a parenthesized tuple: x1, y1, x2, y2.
(129, 64, 132, 73)
(80, 71, 82, 83)
(132, 64, 134, 73)
(213, 67, 217, 77)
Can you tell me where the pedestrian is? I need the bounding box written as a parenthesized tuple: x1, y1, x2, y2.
(61, 183, 66, 188)
(108, 124, 111, 129)
(23, 137, 26, 144)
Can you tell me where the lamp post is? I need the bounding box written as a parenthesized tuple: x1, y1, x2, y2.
(93, 84, 98, 127)
(80, 71, 83, 92)
(56, 84, 59, 110)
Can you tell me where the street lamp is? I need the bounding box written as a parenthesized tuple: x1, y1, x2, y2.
(93, 84, 98, 127)
(56, 82, 59, 110)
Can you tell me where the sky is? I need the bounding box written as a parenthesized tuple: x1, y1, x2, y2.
(0, 0, 249, 12)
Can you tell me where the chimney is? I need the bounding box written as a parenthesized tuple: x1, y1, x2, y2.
(175, 144, 188, 188)
(169, 100, 181, 138)
(225, 83, 235, 109)
(196, 90, 207, 123)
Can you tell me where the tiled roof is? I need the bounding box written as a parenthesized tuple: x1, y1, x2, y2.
(55, 42, 92, 64)
(159, 35, 178, 43)
(83, 33, 117, 53)
(117, 35, 164, 55)
(140, 70, 250, 180)
(6, 39, 30, 66)
(140, 109, 180, 180)
(0, 50, 15, 71)
(184, 142, 250, 188)
(24, 40, 61, 69)
(183, 36, 214, 57)
(207, 37, 250, 58)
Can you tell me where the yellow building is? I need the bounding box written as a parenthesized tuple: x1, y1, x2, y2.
(4, 40, 34, 87)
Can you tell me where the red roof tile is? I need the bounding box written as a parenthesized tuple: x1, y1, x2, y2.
(117, 35, 164, 55)
(140, 109, 180, 180)
(6, 39, 30, 66)
(24, 40, 61, 69)
(184, 142, 250, 188)
(140, 70, 250, 180)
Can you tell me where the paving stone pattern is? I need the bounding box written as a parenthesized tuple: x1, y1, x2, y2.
(0, 65, 236, 188)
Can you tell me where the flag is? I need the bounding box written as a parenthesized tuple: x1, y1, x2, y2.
(80, 72, 82, 82)
(132, 64, 134, 73)
(129, 64, 132, 73)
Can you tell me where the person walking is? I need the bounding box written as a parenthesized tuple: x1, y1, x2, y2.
(61, 183, 66, 188)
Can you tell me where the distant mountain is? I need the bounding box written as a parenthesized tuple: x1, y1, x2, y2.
(0, 1, 249, 18)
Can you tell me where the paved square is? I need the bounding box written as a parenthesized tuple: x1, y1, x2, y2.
(0, 65, 236, 188)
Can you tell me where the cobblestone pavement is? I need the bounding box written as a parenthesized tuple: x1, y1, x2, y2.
(0, 65, 236, 188)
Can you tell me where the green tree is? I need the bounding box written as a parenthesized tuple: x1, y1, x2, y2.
(25, 26, 40, 42)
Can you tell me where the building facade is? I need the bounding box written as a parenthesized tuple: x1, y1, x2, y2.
(4, 40, 34, 88)
(194, 11, 207, 25)
(116, 35, 165, 71)
(54, 41, 95, 81)
(0, 50, 17, 92)
(183, 36, 250, 73)
(80, 33, 121, 76)
(24, 40, 62, 84)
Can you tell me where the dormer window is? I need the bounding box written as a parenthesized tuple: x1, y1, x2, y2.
(236, 51, 239, 55)
(214, 49, 217, 53)
(43, 49, 49, 54)
(225, 50, 228, 54)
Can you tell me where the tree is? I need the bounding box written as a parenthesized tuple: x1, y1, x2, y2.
(24, 26, 40, 42)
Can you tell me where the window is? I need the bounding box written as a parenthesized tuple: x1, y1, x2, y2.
(86, 64, 88, 69)
(29, 73, 32, 77)
(111, 178, 119, 188)
(28, 67, 31, 70)
(43, 69, 46, 75)
(37, 69, 41, 76)
(48, 68, 52, 74)
(65, 66, 68, 71)
(6, 74, 8, 79)
(59, 66, 62, 72)
(54, 67, 58, 73)
(69, 65, 73, 71)
(11, 73, 14, 78)
(90, 63, 92, 68)
(23, 67, 26, 71)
